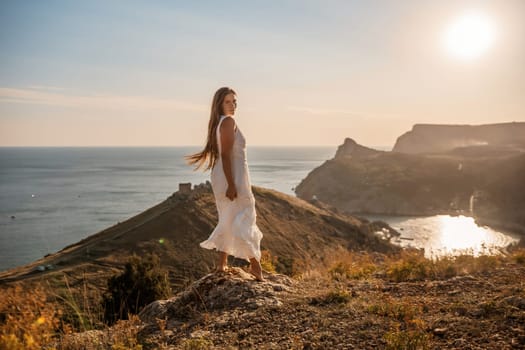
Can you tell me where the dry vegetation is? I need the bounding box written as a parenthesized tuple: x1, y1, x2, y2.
(1, 247, 524, 349)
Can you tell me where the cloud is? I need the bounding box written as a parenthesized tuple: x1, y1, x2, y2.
(287, 105, 361, 116)
(27, 85, 66, 91)
(286, 105, 406, 121)
(0, 86, 207, 113)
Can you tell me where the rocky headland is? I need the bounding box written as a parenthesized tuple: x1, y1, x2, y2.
(393, 122, 525, 154)
(295, 123, 525, 235)
(0, 184, 397, 288)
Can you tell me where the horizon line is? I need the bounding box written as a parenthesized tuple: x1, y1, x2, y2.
(0, 144, 394, 149)
(0, 144, 344, 148)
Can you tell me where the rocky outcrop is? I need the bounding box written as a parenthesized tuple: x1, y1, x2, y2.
(296, 150, 475, 216)
(139, 267, 295, 324)
(296, 135, 525, 234)
(393, 122, 525, 154)
(334, 138, 384, 159)
(136, 267, 300, 347)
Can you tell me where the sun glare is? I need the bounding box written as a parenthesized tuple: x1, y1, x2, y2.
(442, 11, 496, 60)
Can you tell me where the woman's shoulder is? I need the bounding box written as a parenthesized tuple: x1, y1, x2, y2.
(219, 115, 236, 127)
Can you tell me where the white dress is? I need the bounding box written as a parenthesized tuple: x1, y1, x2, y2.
(199, 115, 263, 262)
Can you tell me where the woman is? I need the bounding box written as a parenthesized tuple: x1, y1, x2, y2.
(185, 87, 264, 281)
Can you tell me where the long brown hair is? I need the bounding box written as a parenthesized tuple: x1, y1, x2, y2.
(185, 87, 237, 171)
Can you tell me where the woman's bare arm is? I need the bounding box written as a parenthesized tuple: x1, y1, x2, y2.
(220, 117, 237, 200)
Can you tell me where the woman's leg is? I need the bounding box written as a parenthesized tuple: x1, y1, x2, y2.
(215, 251, 228, 272)
(249, 257, 264, 281)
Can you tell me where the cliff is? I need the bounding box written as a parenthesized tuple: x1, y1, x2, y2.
(393, 122, 525, 154)
(296, 137, 525, 234)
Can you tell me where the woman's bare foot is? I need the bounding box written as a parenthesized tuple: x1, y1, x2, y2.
(215, 251, 228, 273)
(249, 258, 264, 282)
(214, 265, 228, 273)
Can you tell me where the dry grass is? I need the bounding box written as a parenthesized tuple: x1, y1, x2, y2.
(0, 274, 143, 349)
(50, 274, 104, 332)
(328, 253, 379, 280)
(1, 247, 524, 349)
(309, 289, 353, 306)
(323, 248, 524, 283)
(0, 283, 66, 349)
(259, 249, 277, 273)
(368, 297, 422, 322)
(56, 315, 143, 350)
(366, 296, 432, 349)
(384, 322, 432, 350)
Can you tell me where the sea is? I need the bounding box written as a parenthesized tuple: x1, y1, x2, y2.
(0, 146, 520, 271)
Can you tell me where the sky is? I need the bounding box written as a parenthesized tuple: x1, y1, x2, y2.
(1, 0, 524, 148)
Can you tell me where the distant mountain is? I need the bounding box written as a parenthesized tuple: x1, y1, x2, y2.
(296, 128, 525, 235)
(393, 122, 525, 154)
(0, 184, 397, 290)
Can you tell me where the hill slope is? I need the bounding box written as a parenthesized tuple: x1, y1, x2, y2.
(0, 184, 397, 291)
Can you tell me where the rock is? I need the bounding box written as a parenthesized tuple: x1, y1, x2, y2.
(433, 328, 448, 336)
(137, 299, 171, 323)
(503, 296, 525, 310)
(512, 335, 525, 346)
(334, 138, 384, 159)
(453, 338, 467, 347)
(470, 308, 485, 318)
(272, 284, 288, 292)
(139, 267, 295, 324)
(190, 330, 210, 338)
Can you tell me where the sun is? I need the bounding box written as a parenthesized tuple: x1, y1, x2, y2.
(442, 11, 496, 60)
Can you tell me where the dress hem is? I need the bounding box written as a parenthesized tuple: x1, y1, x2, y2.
(199, 240, 261, 262)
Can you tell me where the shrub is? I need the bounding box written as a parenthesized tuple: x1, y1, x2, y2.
(274, 256, 305, 277)
(453, 254, 502, 274)
(385, 251, 460, 281)
(51, 274, 102, 332)
(367, 298, 422, 323)
(372, 299, 431, 350)
(384, 326, 431, 350)
(328, 253, 378, 280)
(430, 257, 458, 279)
(107, 315, 143, 350)
(386, 250, 431, 282)
(102, 253, 171, 325)
(181, 337, 213, 349)
(310, 289, 352, 306)
(260, 250, 277, 273)
(0, 284, 63, 350)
